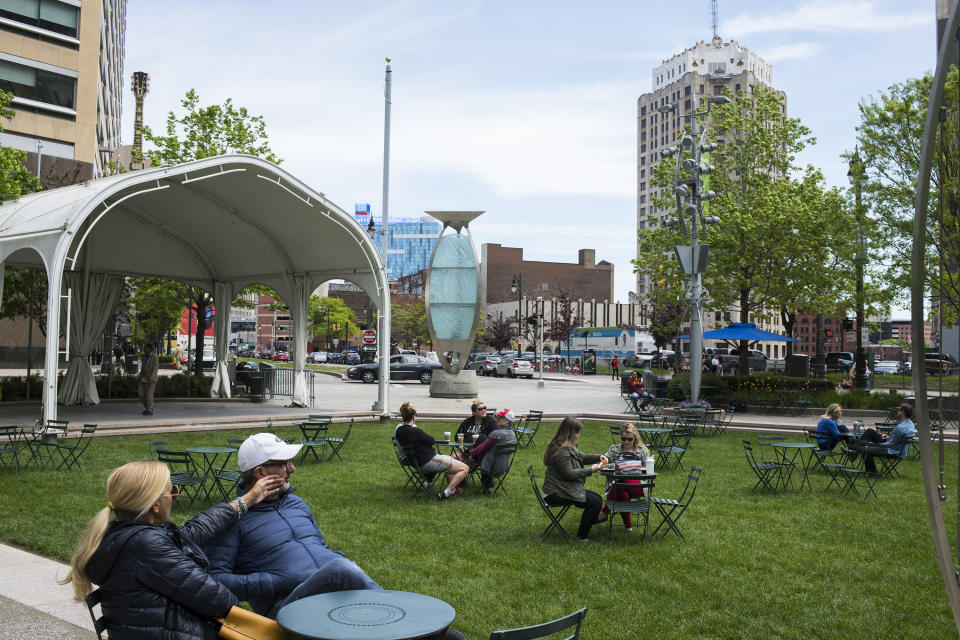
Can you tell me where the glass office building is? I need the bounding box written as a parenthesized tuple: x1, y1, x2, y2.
(355, 210, 441, 279)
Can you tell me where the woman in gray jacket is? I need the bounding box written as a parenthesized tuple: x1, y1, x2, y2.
(542, 417, 608, 542)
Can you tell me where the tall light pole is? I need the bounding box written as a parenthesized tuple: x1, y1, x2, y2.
(381, 58, 392, 278)
(658, 95, 729, 402)
(511, 274, 523, 357)
(848, 148, 869, 389)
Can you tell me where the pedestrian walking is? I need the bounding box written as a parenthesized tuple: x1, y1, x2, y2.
(138, 343, 159, 416)
(611, 356, 619, 380)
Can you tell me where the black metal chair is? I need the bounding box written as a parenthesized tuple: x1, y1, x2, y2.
(488, 607, 587, 640)
(649, 465, 701, 540)
(0, 426, 21, 472)
(148, 440, 168, 459)
(604, 474, 655, 541)
(86, 588, 107, 640)
(527, 464, 571, 541)
(743, 440, 779, 493)
(657, 426, 693, 471)
(398, 441, 444, 499)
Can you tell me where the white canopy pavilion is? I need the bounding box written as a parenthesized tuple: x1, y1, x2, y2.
(0, 155, 391, 422)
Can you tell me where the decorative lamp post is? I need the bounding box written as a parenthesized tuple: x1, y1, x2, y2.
(848, 148, 869, 389)
(657, 95, 730, 403)
(130, 71, 149, 170)
(511, 274, 523, 357)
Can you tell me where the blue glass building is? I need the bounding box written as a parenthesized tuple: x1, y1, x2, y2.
(355, 212, 441, 279)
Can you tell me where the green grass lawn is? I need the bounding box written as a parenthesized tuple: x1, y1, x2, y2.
(0, 422, 956, 638)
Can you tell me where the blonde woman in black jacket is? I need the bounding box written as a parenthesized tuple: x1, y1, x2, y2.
(59, 461, 280, 639)
(542, 417, 608, 542)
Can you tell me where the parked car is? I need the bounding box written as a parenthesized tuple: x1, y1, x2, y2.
(824, 351, 854, 373)
(344, 352, 360, 365)
(464, 353, 488, 373)
(898, 360, 912, 375)
(237, 349, 257, 358)
(477, 355, 502, 376)
(495, 356, 534, 379)
(717, 348, 768, 372)
(925, 353, 959, 375)
(873, 360, 901, 375)
(272, 352, 290, 362)
(308, 351, 327, 363)
(346, 353, 441, 384)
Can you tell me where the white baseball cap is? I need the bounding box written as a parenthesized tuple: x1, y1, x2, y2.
(237, 433, 303, 472)
(496, 409, 516, 422)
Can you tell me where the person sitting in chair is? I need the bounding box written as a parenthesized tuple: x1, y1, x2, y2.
(625, 371, 654, 412)
(204, 434, 381, 618)
(463, 409, 518, 493)
(815, 403, 849, 451)
(849, 403, 916, 473)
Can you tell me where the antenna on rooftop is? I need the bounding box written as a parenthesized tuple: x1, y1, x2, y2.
(710, 0, 719, 39)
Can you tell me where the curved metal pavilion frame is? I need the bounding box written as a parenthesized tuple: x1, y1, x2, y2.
(0, 155, 392, 421)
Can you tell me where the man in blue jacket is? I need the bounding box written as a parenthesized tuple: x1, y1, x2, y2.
(849, 403, 916, 473)
(204, 433, 381, 618)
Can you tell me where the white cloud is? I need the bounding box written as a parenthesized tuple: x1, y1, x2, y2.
(762, 42, 824, 61)
(724, 1, 928, 35)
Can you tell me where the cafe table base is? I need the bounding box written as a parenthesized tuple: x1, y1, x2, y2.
(771, 442, 817, 492)
(277, 590, 455, 640)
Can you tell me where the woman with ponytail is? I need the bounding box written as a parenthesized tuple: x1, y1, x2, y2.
(59, 460, 281, 639)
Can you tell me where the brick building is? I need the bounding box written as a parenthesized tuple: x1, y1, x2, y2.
(480, 244, 614, 307)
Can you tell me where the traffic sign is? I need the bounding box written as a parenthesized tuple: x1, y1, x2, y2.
(362, 329, 377, 344)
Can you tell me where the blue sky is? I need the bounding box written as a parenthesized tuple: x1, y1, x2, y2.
(122, 1, 933, 305)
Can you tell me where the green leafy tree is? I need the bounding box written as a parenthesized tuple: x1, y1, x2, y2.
(640, 87, 857, 373)
(137, 89, 282, 364)
(391, 297, 429, 350)
(856, 69, 960, 325)
(308, 296, 359, 349)
(129, 279, 215, 373)
(143, 89, 281, 166)
(0, 91, 41, 202)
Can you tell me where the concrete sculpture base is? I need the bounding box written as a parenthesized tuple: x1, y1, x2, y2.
(429, 369, 478, 398)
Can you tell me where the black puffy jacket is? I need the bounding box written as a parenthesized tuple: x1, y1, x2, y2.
(84, 504, 240, 640)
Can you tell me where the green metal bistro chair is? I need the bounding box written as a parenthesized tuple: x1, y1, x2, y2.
(325, 418, 352, 462)
(487, 442, 518, 497)
(0, 426, 21, 472)
(756, 435, 785, 463)
(804, 428, 846, 473)
(833, 445, 879, 499)
(528, 464, 571, 541)
(156, 450, 206, 506)
(488, 607, 587, 640)
(399, 441, 445, 499)
(604, 474, 655, 541)
(657, 426, 693, 471)
(85, 588, 107, 640)
(148, 440, 168, 459)
(299, 419, 330, 463)
(226, 438, 245, 450)
(743, 440, 779, 493)
(52, 423, 97, 470)
(650, 465, 701, 540)
(609, 424, 623, 444)
(515, 411, 543, 448)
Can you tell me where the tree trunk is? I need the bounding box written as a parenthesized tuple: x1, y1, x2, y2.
(781, 308, 796, 357)
(193, 299, 207, 376)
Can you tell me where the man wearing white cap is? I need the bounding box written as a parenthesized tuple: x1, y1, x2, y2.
(204, 433, 381, 618)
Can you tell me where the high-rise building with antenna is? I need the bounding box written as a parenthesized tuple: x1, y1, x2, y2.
(635, 36, 778, 298)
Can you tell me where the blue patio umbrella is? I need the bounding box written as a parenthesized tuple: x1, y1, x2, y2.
(678, 322, 800, 346)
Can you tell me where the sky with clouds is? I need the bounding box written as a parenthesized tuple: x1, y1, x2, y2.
(122, 1, 935, 306)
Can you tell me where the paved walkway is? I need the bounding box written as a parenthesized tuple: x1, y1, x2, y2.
(0, 372, 952, 636)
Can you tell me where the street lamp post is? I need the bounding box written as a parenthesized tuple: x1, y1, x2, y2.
(848, 149, 868, 389)
(511, 274, 523, 357)
(658, 95, 729, 403)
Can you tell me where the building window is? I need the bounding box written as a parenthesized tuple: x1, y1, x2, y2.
(0, 0, 79, 38)
(640, 156, 645, 166)
(713, 84, 724, 95)
(699, 84, 704, 93)
(0, 59, 76, 110)
(684, 99, 691, 111)
(640, 144, 646, 152)
(640, 168, 645, 178)
(684, 85, 691, 96)
(641, 105, 646, 115)
(735, 83, 741, 93)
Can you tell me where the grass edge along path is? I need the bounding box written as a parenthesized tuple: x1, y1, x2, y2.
(0, 420, 955, 639)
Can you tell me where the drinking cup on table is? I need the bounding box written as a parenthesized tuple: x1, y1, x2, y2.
(457, 433, 464, 444)
(473, 433, 480, 443)
(443, 431, 451, 442)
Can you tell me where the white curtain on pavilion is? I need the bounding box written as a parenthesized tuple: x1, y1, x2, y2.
(290, 276, 310, 407)
(209, 281, 234, 398)
(57, 272, 123, 405)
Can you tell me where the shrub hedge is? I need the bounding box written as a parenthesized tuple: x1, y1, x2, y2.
(0, 373, 211, 401)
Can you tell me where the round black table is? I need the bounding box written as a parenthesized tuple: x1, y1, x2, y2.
(276, 590, 456, 640)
